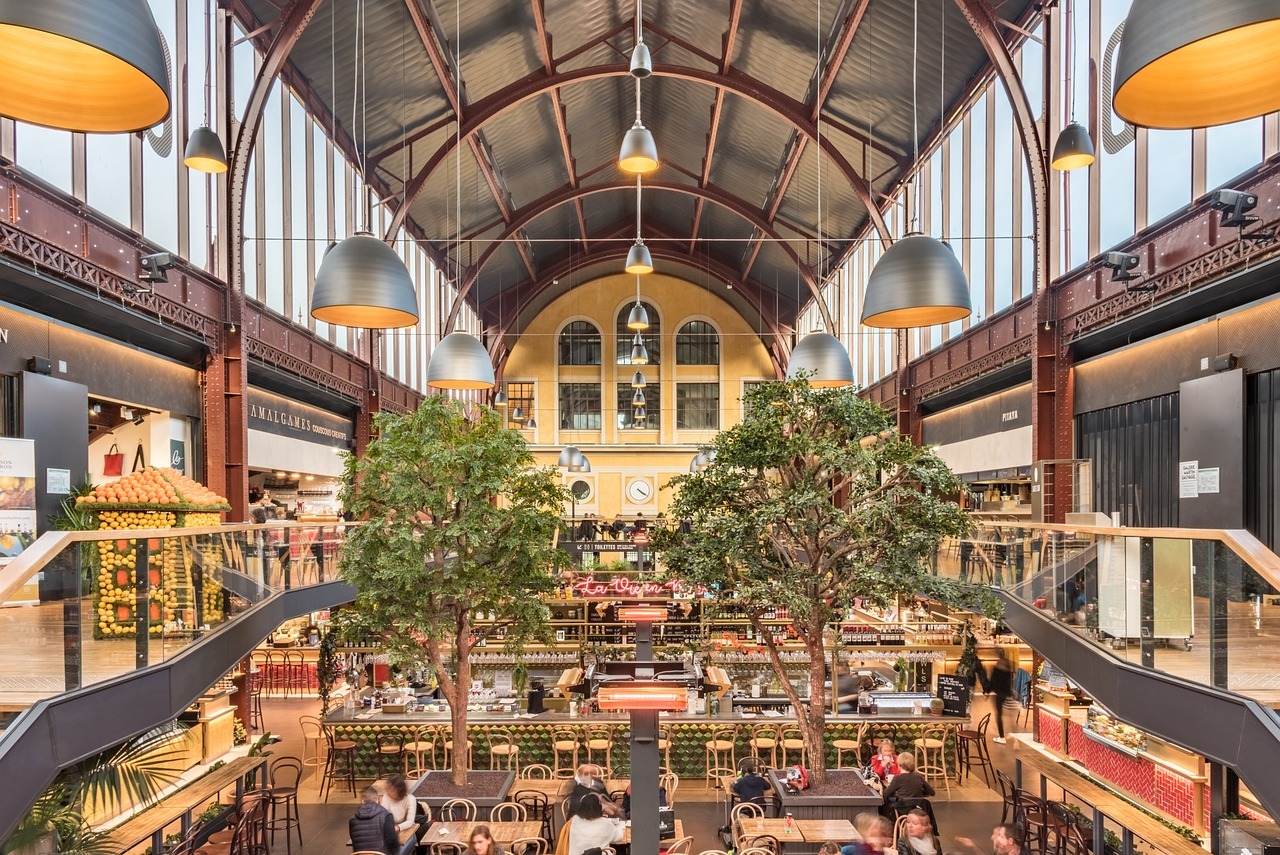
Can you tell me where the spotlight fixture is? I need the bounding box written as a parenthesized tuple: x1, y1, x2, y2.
(1102, 251, 1142, 282)
(138, 251, 177, 284)
(121, 407, 134, 420)
(133, 414, 145, 426)
(1211, 188, 1276, 243)
(89, 403, 101, 416)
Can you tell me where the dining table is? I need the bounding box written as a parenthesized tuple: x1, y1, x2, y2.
(425, 820, 545, 846)
(738, 816, 861, 845)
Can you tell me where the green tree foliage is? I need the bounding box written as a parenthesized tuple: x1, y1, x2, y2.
(652, 378, 995, 783)
(338, 397, 567, 785)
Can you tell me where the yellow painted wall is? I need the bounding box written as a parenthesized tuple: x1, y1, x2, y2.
(503, 272, 774, 520)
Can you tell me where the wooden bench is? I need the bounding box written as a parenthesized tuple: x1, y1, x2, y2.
(1013, 742, 1205, 855)
(102, 755, 267, 854)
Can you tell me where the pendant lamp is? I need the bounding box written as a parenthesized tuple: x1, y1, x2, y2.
(526, 416, 537, 429)
(786, 332, 854, 388)
(511, 406, 524, 422)
(625, 242, 654, 275)
(1051, 120, 1095, 171)
(310, 231, 420, 328)
(633, 410, 647, 428)
(1114, 0, 1280, 129)
(577, 457, 592, 473)
(184, 125, 228, 173)
(630, 333, 650, 364)
(628, 276, 650, 329)
(629, 0, 651, 78)
(558, 446, 586, 471)
(631, 370, 646, 388)
(493, 390, 508, 405)
(860, 233, 971, 329)
(632, 389, 646, 407)
(619, 77, 659, 173)
(0, 0, 171, 132)
(426, 331, 496, 390)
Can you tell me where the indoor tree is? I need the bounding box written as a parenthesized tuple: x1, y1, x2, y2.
(337, 396, 566, 786)
(652, 377, 995, 784)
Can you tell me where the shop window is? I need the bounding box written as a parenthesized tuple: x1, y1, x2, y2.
(616, 302, 661, 365)
(558, 321, 601, 366)
(741, 380, 767, 418)
(677, 383, 720, 430)
(560, 383, 602, 430)
(505, 381, 534, 427)
(617, 383, 660, 430)
(675, 321, 719, 365)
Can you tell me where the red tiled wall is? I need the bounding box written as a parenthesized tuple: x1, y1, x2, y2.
(1064, 720, 1200, 828)
(1038, 708, 1065, 753)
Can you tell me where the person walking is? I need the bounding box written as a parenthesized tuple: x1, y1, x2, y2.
(987, 651, 1014, 743)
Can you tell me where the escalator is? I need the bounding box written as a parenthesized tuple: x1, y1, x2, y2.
(977, 522, 1280, 821)
(0, 522, 355, 843)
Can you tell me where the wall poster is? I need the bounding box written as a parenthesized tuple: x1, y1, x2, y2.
(0, 437, 39, 606)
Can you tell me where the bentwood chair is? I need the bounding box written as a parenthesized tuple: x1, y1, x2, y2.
(704, 727, 738, 789)
(748, 725, 779, 769)
(268, 756, 304, 853)
(913, 726, 951, 795)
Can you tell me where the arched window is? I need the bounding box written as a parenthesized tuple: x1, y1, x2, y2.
(616, 302, 660, 365)
(676, 321, 719, 365)
(559, 321, 601, 365)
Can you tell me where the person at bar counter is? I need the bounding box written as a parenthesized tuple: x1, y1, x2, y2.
(566, 764, 621, 818)
(882, 753, 934, 802)
(567, 794, 625, 855)
(349, 786, 400, 855)
(835, 664, 874, 713)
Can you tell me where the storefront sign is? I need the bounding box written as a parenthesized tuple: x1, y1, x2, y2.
(570, 574, 706, 599)
(0, 438, 39, 606)
(248, 388, 353, 447)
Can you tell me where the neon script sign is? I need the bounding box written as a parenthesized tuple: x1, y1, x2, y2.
(571, 575, 707, 599)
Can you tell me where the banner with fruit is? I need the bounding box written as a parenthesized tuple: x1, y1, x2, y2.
(0, 438, 38, 607)
(76, 468, 231, 639)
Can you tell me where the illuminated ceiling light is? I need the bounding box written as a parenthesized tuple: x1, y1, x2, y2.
(785, 332, 855, 388)
(625, 241, 653, 275)
(1113, 0, 1280, 129)
(631, 371, 647, 389)
(493, 390, 508, 406)
(618, 77, 659, 173)
(630, 333, 650, 364)
(618, 605, 668, 623)
(633, 405, 647, 421)
(183, 125, 228, 174)
(629, 0, 651, 78)
(632, 389, 646, 407)
(1051, 121, 1095, 171)
(426, 331, 496, 390)
(627, 298, 650, 330)
(0, 0, 171, 132)
(860, 233, 971, 329)
(311, 232, 420, 328)
(577, 456, 592, 473)
(597, 682, 688, 711)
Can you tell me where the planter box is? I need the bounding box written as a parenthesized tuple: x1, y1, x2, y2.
(767, 770, 883, 855)
(411, 770, 515, 819)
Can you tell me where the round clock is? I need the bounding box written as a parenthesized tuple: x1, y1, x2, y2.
(626, 478, 653, 503)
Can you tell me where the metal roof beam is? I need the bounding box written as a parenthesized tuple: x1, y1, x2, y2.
(690, 0, 745, 253)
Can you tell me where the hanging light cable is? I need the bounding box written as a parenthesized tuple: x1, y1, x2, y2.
(1051, 0, 1096, 171)
(312, 0, 418, 329)
(625, 175, 654, 274)
(618, 76, 659, 173)
(629, 0, 652, 78)
(184, 1, 226, 173)
(426, 0, 494, 388)
(859, 0, 970, 330)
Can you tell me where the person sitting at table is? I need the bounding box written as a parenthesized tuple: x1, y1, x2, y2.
(870, 740, 900, 780)
(469, 825, 508, 855)
(955, 823, 1030, 855)
(567, 794, 625, 855)
(882, 753, 934, 803)
(840, 814, 892, 855)
(379, 774, 421, 855)
(349, 786, 400, 855)
(731, 760, 770, 807)
(896, 809, 941, 855)
(567, 764, 621, 818)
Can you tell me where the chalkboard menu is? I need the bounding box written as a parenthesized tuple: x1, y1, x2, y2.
(936, 674, 970, 716)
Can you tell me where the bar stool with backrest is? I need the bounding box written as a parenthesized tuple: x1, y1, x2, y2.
(285, 650, 306, 697)
(405, 724, 439, 771)
(833, 722, 867, 768)
(748, 725, 778, 770)
(266, 650, 286, 695)
(911, 726, 950, 795)
(551, 727, 580, 778)
(956, 713, 994, 786)
(487, 727, 521, 770)
(584, 725, 614, 773)
(322, 728, 358, 801)
(268, 756, 304, 853)
(779, 725, 806, 768)
(443, 730, 474, 770)
(249, 674, 265, 732)
(376, 729, 409, 777)
(298, 715, 325, 787)
(994, 769, 1019, 825)
(657, 729, 672, 770)
(704, 726, 738, 789)
(1016, 792, 1059, 855)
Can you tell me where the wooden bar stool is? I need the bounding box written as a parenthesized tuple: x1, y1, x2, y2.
(704, 726, 737, 789)
(779, 725, 806, 768)
(266, 651, 286, 695)
(487, 727, 520, 770)
(284, 650, 306, 697)
(443, 730, 474, 770)
(833, 722, 867, 768)
(912, 725, 951, 795)
(376, 729, 408, 776)
(956, 713, 994, 786)
(584, 725, 614, 773)
(551, 726, 580, 778)
(748, 725, 778, 769)
(322, 729, 358, 801)
(268, 756, 304, 853)
(298, 715, 325, 787)
(405, 724, 439, 771)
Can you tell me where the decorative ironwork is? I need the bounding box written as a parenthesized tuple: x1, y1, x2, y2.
(244, 337, 363, 401)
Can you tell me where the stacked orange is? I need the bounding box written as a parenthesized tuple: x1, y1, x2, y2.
(77, 466, 230, 510)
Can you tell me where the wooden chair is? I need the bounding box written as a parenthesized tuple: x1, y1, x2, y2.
(428, 843, 467, 855)
(912, 726, 951, 795)
(833, 722, 866, 768)
(664, 836, 695, 855)
(487, 727, 521, 770)
(731, 801, 763, 824)
(892, 814, 911, 847)
(584, 724, 615, 771)
(491, 801, 527, 821)
(1016, 792, 1059, 855)
(660, 771, 680, 806)
(405, 724, 439, 771)
(375, 729, 408, 777)
(513, 788, 553, 841)
(444, 732, 474, 770)
(268, 756, 304, 853)
(779, 726, 806, 767)
(739, 834, 781, 855)
(512, 838, 550, 855)
(697, 851, 730, 855)
(551, 727, 580, 778)
(704, 726, 737, 789)
(440, 798, 477, 821)
(321, 728, 358, 801)
(956, 713, 994, 786)
(995, 769, 1019, 824)
(748, 725, 779, 769)
(298, 715, 325, 787)
(520, 763, 554, 779)
(657, 729, 672, 770)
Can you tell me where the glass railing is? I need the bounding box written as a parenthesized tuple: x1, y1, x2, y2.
(0, 522, 351, 711)
(936, 522, 1280, 707)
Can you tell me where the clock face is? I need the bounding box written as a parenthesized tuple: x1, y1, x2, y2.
(627, 478, 653, 503)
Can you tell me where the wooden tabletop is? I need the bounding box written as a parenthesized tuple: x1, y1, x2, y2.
(738, 818, 860, 844)
(621, 819, 683, 845)
(509, 779, 630, 799)
(427, 821, 544, 846)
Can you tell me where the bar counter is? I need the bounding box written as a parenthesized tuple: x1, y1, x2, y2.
(323, 706, 967, 778)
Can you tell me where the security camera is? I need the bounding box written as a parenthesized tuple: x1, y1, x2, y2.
(1102, 251, 1141, 282)
(138, 251, 177, 283)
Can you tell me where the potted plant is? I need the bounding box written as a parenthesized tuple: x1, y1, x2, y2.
(929, 697, 945, 716)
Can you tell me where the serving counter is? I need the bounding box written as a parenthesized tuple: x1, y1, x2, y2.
(323, 707, 968, 779)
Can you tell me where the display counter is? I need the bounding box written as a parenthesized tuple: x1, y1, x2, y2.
(322, 707, 970, 779)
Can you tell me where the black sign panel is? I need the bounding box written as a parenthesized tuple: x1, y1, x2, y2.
(248, 388, 353, 446)
(936, 674, 970, 717)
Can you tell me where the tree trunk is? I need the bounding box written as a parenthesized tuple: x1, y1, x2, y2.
(451, 617, 472, 787)
(803, 633, 829, 784)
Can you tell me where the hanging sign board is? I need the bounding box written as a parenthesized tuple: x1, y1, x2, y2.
(936, 674, 970, 717)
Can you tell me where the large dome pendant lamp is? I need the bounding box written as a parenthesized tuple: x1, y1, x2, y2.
(1050, 0, 1094, 172)
(860, 0, 971, 331)
(310, 231, 420, 328)
(618, 77, 659, 174)
(625, 176, 654, 275)
(631, 370, 647, 388)
(1114, 0, 1280, 129)
(0, 0, 171, 133)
